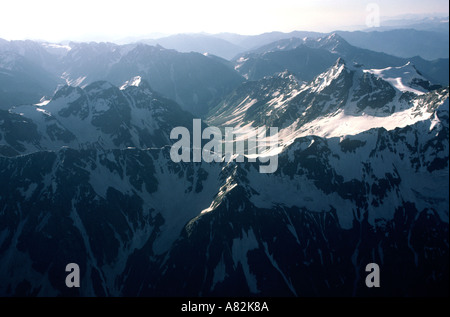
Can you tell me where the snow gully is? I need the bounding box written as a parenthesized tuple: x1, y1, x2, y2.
(170, 119, 279, 173)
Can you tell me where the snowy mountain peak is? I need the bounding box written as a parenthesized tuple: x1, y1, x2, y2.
(120, 76, 143, 90)
(326, 32, 343, 42)
(334, 56, 346, 66)
(316, 33, 352, 53)
(311, 57, 349, 93)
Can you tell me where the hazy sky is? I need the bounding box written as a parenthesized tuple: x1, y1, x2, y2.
(0, 0, 448, 42)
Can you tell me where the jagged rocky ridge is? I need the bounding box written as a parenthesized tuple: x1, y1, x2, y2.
(233, 33, 449, 86)
(208, 58, 448, 145)
(0, 77, 194, 156)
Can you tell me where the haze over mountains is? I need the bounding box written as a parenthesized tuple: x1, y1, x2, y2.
(1, 22, 448, 115)
(141, 23, 449, 61)
(0, 17, 448, 297)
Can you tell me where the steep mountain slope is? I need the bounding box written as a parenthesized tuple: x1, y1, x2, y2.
(0, 146, 224, 296)
(234, 45, 337, 81)
(0, 51, 58, 110)
(0, 39, 61, 74)
(106, 44, 244, 116)
(58, 42, 131, 87)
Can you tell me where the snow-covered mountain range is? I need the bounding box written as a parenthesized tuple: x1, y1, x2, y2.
(233, 33, 448, 86)
(208, 58, 447, 144)
(0, 30, 448, 297)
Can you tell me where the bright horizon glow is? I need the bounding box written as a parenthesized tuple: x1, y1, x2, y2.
(0, 0, 448, 42)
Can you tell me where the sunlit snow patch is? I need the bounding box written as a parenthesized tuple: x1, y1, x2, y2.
(120, 76, 142, 90)
(364, 62, 428, 95)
